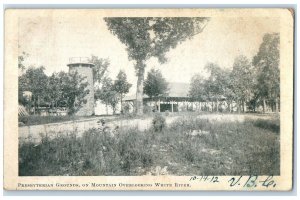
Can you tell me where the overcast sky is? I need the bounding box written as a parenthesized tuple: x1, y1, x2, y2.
(19, 13, 279, 95)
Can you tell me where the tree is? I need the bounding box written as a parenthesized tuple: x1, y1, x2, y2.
(19, 66, 48, 114)
(252, 33, 280, 112)
(45, 73, 63, 113)
(204, 63, 232, 112)
(95, 77, 120, 115)
(231, 55, 255, 113)
(189, 74, 206, 101)
(88, 55, 110, 86)
(144, 68, 169, 99)
(188, 74, 210, 111)
(18, 74, 30, 108)
(113, 70, 132, 114)
(105, 17, 209, 115)
(18, 50, 28, 72)
(59, 71, 90, 115)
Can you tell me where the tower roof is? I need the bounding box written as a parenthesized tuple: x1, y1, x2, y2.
(67, 57, 95, 67)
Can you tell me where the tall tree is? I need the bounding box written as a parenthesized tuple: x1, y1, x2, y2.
(144, 68, 169, 99)
(105, 17, 209, 115)
(188, 74, 212, 111)
(88, 55, 110, 86)
(253, 33, 280, 113)
(231, 55, 255, 113)
(188, 74, 209, 112)
(95, 77, 120, 115)
(204, 63, 232, 112)
(113, 70, 132, 114)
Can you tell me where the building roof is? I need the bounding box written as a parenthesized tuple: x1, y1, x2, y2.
(67, 57, 95, 67)
(124, 82, 190, 101)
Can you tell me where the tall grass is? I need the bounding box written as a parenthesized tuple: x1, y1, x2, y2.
(19, 115, 280, 176)
(165, 117, 280, 175)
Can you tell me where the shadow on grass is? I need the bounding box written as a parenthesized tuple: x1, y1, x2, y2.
(253, 119, 280, 133)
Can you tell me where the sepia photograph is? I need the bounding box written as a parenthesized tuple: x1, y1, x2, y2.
(4, 8, 293, 191)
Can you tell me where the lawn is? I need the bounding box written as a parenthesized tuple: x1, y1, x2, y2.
(19, 114, 280, 176)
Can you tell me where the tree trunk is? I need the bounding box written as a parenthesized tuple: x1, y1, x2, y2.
(158, 99, 161, 112)
(120, 95, 123, 114)
(275, 97, 279, 113)
(33, 98, 36, 115)
(37, 96, 40, 114)
(136, 61, 145, 116)
(55, 101, 58, 116)
(237, 100, 240, 113)
(262, 98, 266, 113)
(216, 99, 219, 112)
(243, 101, 247, 113)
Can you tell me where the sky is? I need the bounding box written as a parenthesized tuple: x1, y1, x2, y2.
(18, 12, 280, 96)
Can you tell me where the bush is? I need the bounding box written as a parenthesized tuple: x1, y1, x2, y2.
(122, 103, 131, 114)
(152, 114, 166, 132)
(165, 110, 170, 116)
(143, 105, 153, 114)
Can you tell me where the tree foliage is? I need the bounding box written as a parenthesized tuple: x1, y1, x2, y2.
(144, 68, 169, 98)
(253, 33, 280, 102)
(18, 66, 48, 112)
(58, 71, 90, 115)
(204, 63, 232, 101)
(45, 73, 63, 109)
(188, 74, 208, 101)
(113, 70, 132, 113)
(95, 77, 120, 114)
(88, 55, 110, 86)
(231, 55, 255, 102)
(188, 33, 280, 113)
(18, 51, 28, 71)
(113, 70, 132, 98)
(19, 66, 90, 115)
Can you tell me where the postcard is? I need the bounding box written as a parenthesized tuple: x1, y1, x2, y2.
(4, 8, 294, 191)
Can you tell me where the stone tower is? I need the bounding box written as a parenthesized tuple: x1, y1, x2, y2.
(67, 57, 95, 116)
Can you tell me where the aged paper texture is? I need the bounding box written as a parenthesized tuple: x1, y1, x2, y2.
(4, 8, 293, 191)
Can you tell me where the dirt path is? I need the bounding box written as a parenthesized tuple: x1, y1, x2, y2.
(19, 113, 276, 144)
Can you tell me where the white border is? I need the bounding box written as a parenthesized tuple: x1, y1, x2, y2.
(0, 0, 298, 199)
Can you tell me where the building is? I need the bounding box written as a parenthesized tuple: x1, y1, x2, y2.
(67, 57, 95, 116)
(123, 82, 232, 113)
(124, 82, 196, 113)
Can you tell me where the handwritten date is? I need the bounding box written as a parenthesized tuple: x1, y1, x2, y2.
(189, 175, 276, 188)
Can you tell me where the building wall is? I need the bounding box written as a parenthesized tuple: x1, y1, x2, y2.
(69, 64, 94, 116)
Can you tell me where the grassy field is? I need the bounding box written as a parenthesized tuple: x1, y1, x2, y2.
(19, 114, 280, 176)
